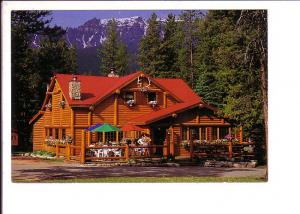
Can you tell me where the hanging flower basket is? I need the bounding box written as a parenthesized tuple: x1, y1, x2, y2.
(59, 100, 65, 109)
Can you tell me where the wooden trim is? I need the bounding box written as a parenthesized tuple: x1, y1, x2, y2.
(70, 108, 74, 139)
(182, 123, 231, 126)
(199, 127, 201, 142)
(124, 88, 162, 92)
(217, 127, 220, 139)
(187, 127, 190, 141)
(80, 130, 86, 164)
(163, 92, 167, 108)
(114, 94, 118, 125)
(60, 93, 63, 126)
(88, 111, 91, 146)
(206, 127, 208, 141)
(239, 126, 243, 144)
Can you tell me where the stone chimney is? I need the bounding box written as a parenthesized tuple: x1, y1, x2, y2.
(107, 67, 119, 77)
(69, 75, 81, 100)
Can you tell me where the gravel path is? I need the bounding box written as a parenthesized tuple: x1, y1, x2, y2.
(11, 157, 267, 182)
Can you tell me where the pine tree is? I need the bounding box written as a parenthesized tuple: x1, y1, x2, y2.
(159, 13, 180, 78)
(138, 13, 163, 76)
(177, 10, 203, 88)
(11, 11, 78, 150)
(98, 19, 128, 75)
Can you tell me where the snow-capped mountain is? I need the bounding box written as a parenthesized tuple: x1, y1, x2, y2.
(64, 16, 149, 50)
(32, 16, 166, 73)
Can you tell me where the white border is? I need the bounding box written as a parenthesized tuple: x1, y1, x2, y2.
(3, 1, 300, 214)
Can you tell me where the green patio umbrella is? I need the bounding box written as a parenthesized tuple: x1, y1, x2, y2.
(91, 123, 120, 132)
(90, 123, 120, 143)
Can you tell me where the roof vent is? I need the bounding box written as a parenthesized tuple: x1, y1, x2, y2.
(108, 67, 119, 77)
(69, 75, 81, 100)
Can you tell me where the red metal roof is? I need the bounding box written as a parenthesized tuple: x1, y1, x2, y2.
(56, 72, 202, 106)
(129, 101, 201, 125)
(154, 78, 202, 103)
(56, 71, 142, 106)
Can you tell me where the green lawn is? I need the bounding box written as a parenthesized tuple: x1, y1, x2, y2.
(14, 176, 266, 183)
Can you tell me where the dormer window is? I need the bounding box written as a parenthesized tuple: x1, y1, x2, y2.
(148, 92, 157, 103)
(148, 92, 158, 107)
(124, 92, 135, 107)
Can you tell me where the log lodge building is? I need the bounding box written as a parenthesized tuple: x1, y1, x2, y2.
(30, 71, 243, 159)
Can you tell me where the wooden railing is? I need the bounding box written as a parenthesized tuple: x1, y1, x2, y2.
(187, 142, 255, 161)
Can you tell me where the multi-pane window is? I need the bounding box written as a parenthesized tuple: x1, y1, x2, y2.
(181, 127, 188, 141)
(55, 128, 59, 139)
(201, 127, 207, 141)
(190, 127, 199, 140)
(219, 127, 229, 139)
(62, 129, 66, 139)
(212, 127, 218, 140)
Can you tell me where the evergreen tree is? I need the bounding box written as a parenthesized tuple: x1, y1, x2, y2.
(159, 13, 180, 78)
(177, 10, 203, 88)
(98, 19, 128, 75)
(11, 11, 78, 150)
(138, 13, 163, 76)
(194, 10, 265, 143)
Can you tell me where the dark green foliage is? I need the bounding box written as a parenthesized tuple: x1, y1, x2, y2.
(159, 13, 180, 78)
(98, 19, 129, 76)
(194, 10, 266, 142)
(138, 13, 164, 76)
(12, 11, 77, 150)
(176, 11, 203, 88)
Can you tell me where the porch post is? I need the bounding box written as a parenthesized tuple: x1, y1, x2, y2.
(170, 127, 174, 156)
(228, 141, 233, 160)
(239, 126, 243, 144)
(190, 134, 194, 159)
(80, 130, 86, 164)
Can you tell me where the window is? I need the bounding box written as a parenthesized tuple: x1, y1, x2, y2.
(49, 128, 53, 137)
(147, 92, 157, 102)
(201, 127, 207, 141)
(190, 127, 199, 140)
(55, 128, 59, 139)
(219, 127, 229, 139)
(105, 132, 116, 143)
(212, 127, 218, 140)
(181, 127, 188, 141)
(124, 92, 134, 102)
(62, 129, 66, 139)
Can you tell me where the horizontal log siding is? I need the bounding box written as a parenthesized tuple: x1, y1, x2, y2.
(61, 100, 71, 126)
(175, 109, 198, 124)
(118, 102, 160, 125)
(74, 128, 88, 155)
(33, 116, 45, 151)
(199, 115, 224, 124)
(44, 109, 52, 126)
(74, 110, 89, 126)
(166, 95, 178, 107)
(92, 96, 114, 125)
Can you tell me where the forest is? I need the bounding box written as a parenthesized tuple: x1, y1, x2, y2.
(11, 10, 267, 160)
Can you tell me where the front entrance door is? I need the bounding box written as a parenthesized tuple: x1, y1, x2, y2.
(152, 127, 167, 156)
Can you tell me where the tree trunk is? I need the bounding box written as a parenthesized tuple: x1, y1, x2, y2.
(260, 57, 268, 178)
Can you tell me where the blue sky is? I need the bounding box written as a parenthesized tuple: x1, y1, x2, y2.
(49, 10, 183, 28)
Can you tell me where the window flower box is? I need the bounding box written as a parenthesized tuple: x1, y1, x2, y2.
(148, 100, 158, 108)
(126, 99, 136, 107)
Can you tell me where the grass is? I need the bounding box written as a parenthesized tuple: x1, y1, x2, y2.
(13, 176, 266, 183)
